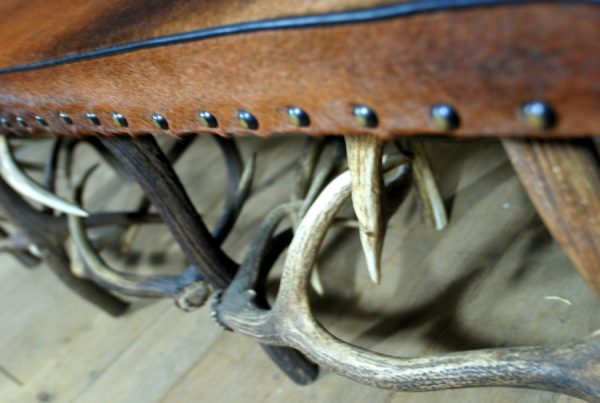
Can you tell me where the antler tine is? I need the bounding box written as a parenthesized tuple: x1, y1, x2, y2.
(68, 165, 209, 309)
(0, 135, 88, 217)
(344, 134, 384, 284)
(293, 139, 400, 295)
(11, 160, 46, 172)
(299, 140, 346, 295)
(42, 137, 63, 194)
(219, 201, 302, 342)
(0, 173, 128, 315)
(291, 138, 325, 295)
(211, 135, 257, 244)
(68, 238, 87, 279)
(212, 151, 256, 244)
(0, 237, 33, 254)
(409, 141, 448, 231)
(217, 200, 319, 381)
(69, 226, 133, 279)
(382, 157, 413, 225)
(292, 137, 325, 203)
(220, 155, 600, 400)
(63, 137, 94, 184)
(218, 155, 409, 335)
(0, 223, 41, 263)
(40, 136, 64, 216)
(276, 156, 406, 311)
(299, 140, 346, 218)
(223, 202, 301, 298)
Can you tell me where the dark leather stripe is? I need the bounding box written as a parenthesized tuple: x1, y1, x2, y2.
(0, 0, 597, 74)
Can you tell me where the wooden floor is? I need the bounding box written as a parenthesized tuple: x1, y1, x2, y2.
(0, 135, 598, 403)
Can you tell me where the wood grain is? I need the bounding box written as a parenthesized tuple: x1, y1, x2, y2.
(0, 3, 598, 138)
(503, 138, 600, 297)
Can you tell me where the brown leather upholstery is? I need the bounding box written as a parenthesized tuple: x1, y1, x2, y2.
(0, 0, 402, 69)
(0, 1, 598, 139)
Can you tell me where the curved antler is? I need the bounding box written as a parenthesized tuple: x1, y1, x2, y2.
(211, 136, 256, 244)
(68, 166, 209, 310)
(408, 141, 448, 231)
(0, 135, 88, 216)
(64, 134, 257, 309)
(290, 138, 345, 295)
(98, 134, 318, 384)
(217, 155, 600, 401)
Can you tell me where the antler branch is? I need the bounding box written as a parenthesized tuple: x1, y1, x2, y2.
(218, 155, 600, 401)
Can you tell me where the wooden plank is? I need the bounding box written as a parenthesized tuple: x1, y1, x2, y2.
(70, 305, 223, 403)
(503, 139, 600, 296)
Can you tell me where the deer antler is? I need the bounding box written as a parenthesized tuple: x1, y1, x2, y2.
(217, 155, 600, 401)
(68, 165, 209, 311)
(409, 141, 448, 231)
(345, 134, 384, 284)
(0, 135, 88, 216)
(217, 154, 408, 334)
(303, 140, 345, 294)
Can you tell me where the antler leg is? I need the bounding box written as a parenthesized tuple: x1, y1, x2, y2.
(99, 135, 318, 385)
(503, 138, 600, 297)
(219, 158, 600, 401)
(67, 166, 209, 307)
(0, 176, 128, 316)
(100, 135, 237, 287)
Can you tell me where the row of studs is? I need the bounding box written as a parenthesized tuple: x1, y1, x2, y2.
(0, 101, 557, 132)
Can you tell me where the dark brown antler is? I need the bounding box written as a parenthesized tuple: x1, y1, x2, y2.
(210, 135, 256, 245)
(99, 135, 237, 286)
(99, 134, 318, 385)
(65, 134, 255, 310)
(0, 175, 129, 315)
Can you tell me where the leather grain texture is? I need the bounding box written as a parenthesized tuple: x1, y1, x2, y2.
(0, 0, 403, 69)
(0, 2, 598, 138)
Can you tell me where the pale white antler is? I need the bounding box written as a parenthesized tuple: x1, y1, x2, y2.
(411, 142, 447, 231)
(290, 139, 345, 295)
(0, 136, 88, 216)
(345, 134, 383, 283)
